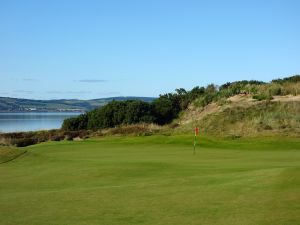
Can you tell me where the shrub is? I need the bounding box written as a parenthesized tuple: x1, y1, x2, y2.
(272, 75, 300, 84)
(62, 114, 88, 131)
(11, 138, 38, 147)
(253, 94, 273, 101)
(268, 84, 282, 96)
(50, 134, 65, 141)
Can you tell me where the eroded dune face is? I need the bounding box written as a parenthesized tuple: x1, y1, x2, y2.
(178, 93, 300, 136)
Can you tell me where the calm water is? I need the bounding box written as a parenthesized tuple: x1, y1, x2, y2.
(0, 112, 81, 133)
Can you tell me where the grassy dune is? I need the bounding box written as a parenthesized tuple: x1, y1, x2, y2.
(178, 97, 300, 136)
(0, 135, 299, 225)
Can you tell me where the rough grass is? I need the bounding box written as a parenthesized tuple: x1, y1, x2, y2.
(0, 130, 91, 147)
(0, 135, 299, 225)
(0, 146, 26, 163)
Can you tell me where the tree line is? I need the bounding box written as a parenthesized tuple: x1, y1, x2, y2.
(62, 86, 210, 130)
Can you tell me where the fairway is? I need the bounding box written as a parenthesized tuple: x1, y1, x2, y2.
(0, 135, 300, 225)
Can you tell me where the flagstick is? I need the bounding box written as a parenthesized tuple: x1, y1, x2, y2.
(193, 130, 196, 155)
(193, 127, 199, 155)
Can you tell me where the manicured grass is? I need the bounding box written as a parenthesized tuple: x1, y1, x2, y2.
(0, 135, 299, 225)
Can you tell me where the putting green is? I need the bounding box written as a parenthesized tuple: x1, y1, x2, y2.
(0, 135, 299, 225)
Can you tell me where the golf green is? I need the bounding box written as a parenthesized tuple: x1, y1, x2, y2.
(0, 135, 299, 225)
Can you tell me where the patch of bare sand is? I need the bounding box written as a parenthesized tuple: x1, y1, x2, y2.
(180, 103, 219, 125)
(227, 94, 255, 103)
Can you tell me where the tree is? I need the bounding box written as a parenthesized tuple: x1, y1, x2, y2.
(152, 96, 175, 125)
(62, 114, 88, 131)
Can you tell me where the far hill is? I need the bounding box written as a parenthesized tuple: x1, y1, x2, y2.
(0, 96, 155, 112)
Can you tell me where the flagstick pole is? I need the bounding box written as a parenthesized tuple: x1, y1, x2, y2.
(193, 131, 196, 155)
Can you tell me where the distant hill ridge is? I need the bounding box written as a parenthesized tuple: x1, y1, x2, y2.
(0, 96, 156, 112)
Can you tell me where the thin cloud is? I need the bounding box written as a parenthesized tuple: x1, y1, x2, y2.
(75, 79, 108, 83)
(23, 78, 39, 82)
(66, 91, 92, 94)
(13, 90, 34, 94)
(96, 91, 120, 95)
(46, 91, 62, 94)
(46, 91, 92, 94)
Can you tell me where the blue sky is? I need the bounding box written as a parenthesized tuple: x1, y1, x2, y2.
(0, 0, 299, 99)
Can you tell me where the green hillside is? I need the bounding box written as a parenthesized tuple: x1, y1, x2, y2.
(0, 96, 155, 112)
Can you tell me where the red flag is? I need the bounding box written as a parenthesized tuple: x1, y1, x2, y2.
(195, 127, 199, 136)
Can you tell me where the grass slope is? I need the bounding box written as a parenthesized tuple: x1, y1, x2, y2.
(0, 147, 26, 164)
(0, 135, 299, 225)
